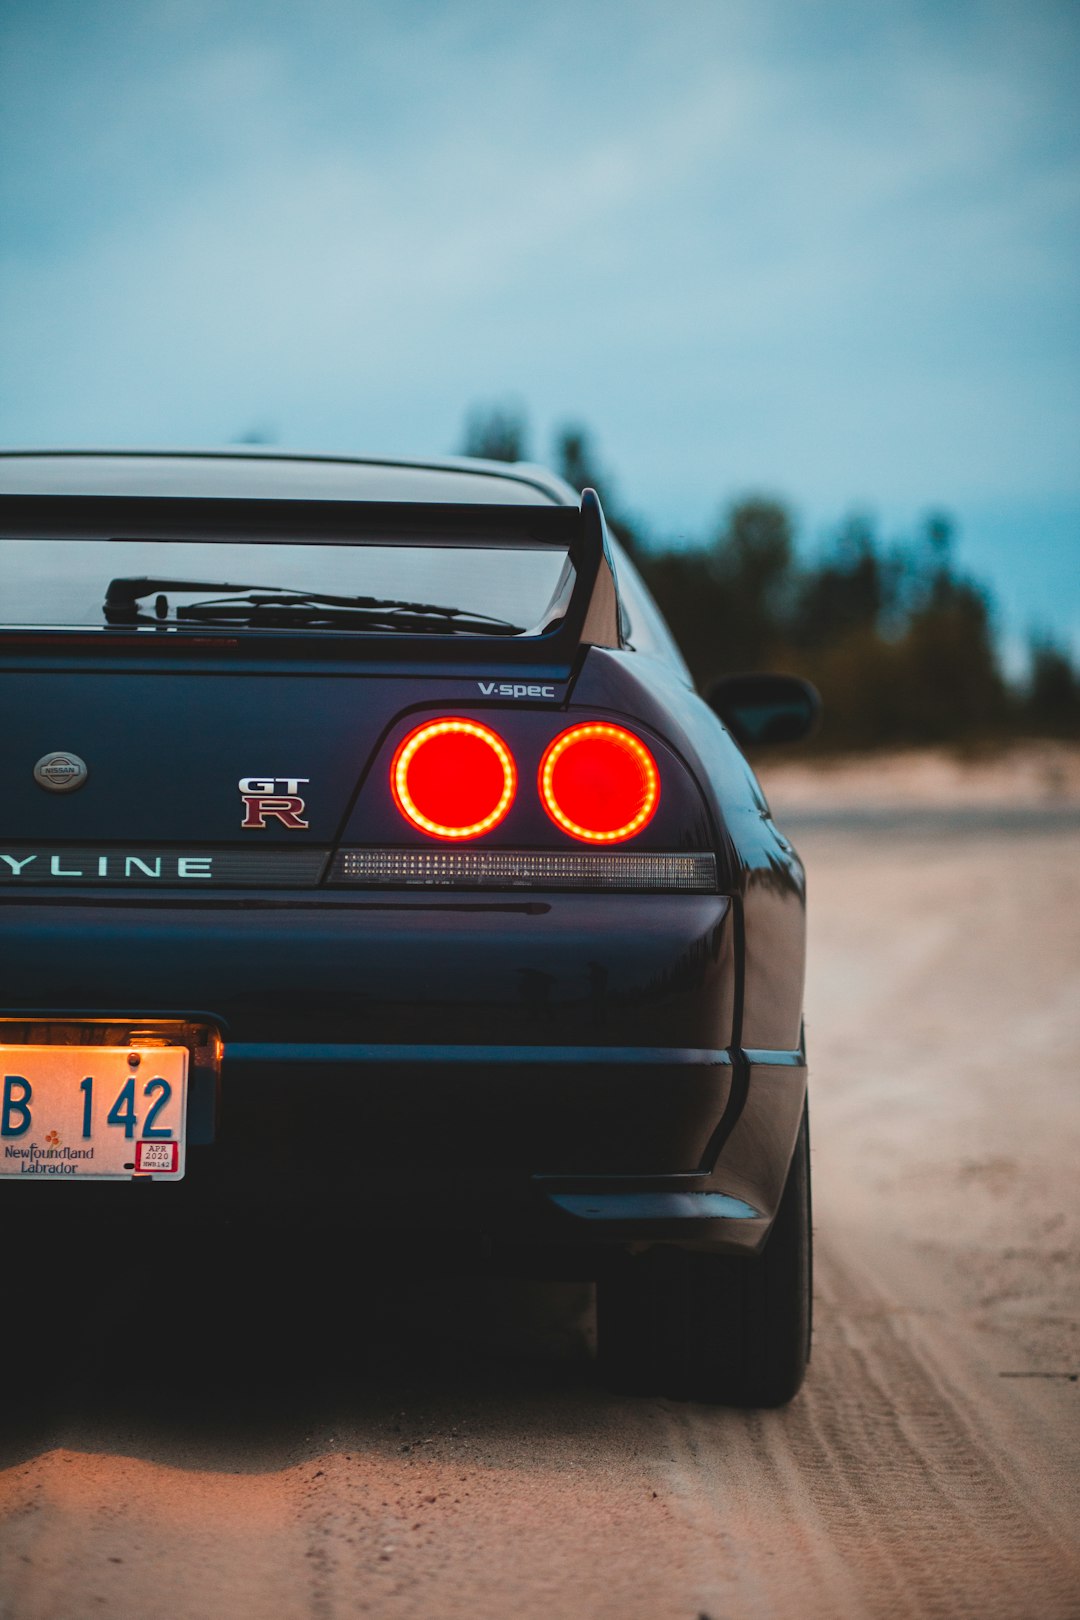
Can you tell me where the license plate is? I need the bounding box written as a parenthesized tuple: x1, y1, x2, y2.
(0, 1045, 188, 1180)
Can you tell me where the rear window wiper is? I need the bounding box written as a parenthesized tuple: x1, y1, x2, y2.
(103, 577, 524, 635)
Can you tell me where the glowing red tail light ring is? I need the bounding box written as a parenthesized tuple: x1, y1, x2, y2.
(538, 723, 660, 844)
(391, 718, 517, 840)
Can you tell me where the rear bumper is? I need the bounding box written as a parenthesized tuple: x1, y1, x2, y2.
(1, 888, 734, 1046)
(0, 1042, 807, 1257)
(0, 890, 805, 1255)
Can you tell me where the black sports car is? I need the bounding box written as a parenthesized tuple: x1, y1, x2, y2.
(0, 450, 817, 1406)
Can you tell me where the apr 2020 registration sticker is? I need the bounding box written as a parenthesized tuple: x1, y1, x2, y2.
(0, 1045, 188, 1181)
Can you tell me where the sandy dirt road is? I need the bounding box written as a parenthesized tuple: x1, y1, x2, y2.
(2, 812, 1078, 1619)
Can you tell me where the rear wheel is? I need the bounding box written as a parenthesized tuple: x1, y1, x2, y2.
(596, 1104, 812, 1406)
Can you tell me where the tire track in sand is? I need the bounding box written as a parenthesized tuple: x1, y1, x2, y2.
(656, 1237, 1080, 1619)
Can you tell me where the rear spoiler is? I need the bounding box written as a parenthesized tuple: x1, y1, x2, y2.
(0, 488, 622, 675)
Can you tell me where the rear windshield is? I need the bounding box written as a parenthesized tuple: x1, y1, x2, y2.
(0, 538, 569, 635)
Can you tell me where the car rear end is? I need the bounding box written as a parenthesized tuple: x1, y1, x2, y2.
(0, 455, 773, 1267)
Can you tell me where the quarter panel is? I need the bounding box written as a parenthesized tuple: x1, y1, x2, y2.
(567, 649, 807, 1050)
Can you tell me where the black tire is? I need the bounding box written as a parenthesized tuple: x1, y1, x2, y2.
(596, 1103, 812, 1406)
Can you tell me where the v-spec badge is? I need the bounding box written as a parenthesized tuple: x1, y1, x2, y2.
(476, 681, 556, 699)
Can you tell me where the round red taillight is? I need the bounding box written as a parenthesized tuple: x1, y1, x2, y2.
(391, 718, 517, 840)
(538, 723, 660, 844)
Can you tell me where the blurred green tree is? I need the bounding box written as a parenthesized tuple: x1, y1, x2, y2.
(553, 423, 645, 559)
(459, 403, 529, 462)
(791, 513, 1006, 746)
(644, 498, 796, 682)
(1024, 634, 1080, 735)
(794, 515, 889, 649)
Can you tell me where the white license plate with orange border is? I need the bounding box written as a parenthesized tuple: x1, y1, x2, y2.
(0, 1046, 187, 1180)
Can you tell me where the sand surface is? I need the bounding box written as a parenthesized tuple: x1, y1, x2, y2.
(2, 752, 1078, 1618)
(761, 738, 1080, 812)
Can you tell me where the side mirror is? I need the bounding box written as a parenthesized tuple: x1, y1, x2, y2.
(706, 672, 821, 748)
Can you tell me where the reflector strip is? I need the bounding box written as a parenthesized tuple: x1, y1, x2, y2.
(329, 849, 716, 891)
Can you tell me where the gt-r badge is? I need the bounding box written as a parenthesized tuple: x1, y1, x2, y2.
(34, 752, 88, 793)
(239, 776, 310, 829)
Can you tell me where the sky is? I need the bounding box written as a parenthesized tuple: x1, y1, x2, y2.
(1, 0, 1078, 665)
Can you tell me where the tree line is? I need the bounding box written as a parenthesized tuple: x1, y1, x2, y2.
(460, 405, 1080, 751)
